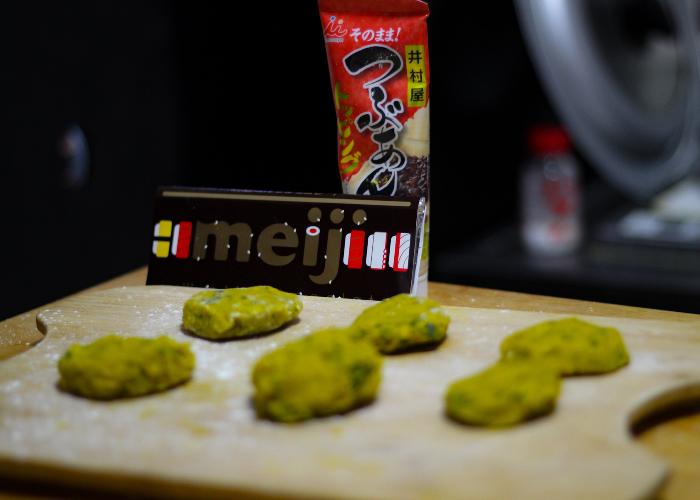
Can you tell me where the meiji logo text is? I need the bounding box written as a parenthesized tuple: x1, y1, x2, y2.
(153, 207, 411, 285)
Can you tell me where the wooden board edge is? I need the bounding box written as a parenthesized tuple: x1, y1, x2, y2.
(0, 457, 313, 500)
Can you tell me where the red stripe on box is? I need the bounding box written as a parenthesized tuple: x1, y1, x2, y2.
(348, 230, 365, 269)
(393, 233, 401, 271)
(175, 221, 192, 259)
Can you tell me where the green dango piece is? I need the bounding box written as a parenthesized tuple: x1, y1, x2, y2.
(58, 335, 194, 400)
(445, 361, 560, 427)
(500, 317, 630, 376)
(183, 286, 302, 340)
(352, 294, 450, 354)
(252, 327, 382, 423)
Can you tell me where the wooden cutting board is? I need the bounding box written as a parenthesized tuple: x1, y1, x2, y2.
(1, 286, 700, 500)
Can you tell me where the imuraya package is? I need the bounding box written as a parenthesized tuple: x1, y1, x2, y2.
(319, 0, 431, 295)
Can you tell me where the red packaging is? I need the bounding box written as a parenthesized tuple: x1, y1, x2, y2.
(319, 0, 430, 293)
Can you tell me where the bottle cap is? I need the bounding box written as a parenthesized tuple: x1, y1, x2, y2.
(528, 125, 571, 155)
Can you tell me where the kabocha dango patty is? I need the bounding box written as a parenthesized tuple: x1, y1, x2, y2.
(252, 327, 382, 423)
(445, 362, 561, 427)
(182, 286, 302, 340)
(500, 318, 630, 376)
(351, 294, 450, 354)
(58, 335, 194, 400)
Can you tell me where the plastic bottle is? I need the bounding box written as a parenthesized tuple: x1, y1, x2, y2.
(520, 125, 582, 256)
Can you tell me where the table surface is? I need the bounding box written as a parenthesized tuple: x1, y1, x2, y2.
(1, 267, 698, 500)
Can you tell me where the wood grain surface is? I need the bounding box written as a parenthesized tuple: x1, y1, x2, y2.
(1, 280, 700, 499)
(0, 268, 698, 499)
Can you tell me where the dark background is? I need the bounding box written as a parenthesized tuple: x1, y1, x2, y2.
(2, 1, 683, 320)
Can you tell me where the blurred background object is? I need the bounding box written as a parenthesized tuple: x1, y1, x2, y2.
(1, 0, 699, 319)
(519, 125, 582, 257)
(0, 1, 184, 319)
(516, 0, 700, 200)
(435, 0, 700, 314)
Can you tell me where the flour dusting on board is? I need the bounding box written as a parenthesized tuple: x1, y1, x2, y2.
(0, 286, 698, 499)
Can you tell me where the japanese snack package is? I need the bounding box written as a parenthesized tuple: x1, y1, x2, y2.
(319, 0, 431, 295)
